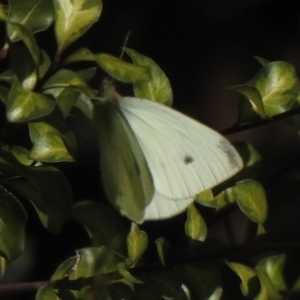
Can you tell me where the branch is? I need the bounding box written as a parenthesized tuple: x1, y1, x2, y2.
(1, 242, 300, 293)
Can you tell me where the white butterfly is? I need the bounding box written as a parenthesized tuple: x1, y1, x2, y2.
(94, 95, 243, 223)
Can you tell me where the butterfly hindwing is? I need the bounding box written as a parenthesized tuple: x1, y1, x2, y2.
(119, 97, 243, 220)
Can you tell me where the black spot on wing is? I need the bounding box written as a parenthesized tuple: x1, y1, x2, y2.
(183, 155, 194, 164)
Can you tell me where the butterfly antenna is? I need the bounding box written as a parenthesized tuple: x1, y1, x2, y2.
(120, 30, 131, 60)
(98, 31, 132, 96)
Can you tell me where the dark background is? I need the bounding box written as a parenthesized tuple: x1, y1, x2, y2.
(2, 0, 300, 299)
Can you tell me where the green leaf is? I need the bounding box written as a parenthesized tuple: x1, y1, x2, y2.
(256, 255, 287, 294)
(0, 256, 7, 279)
(185, 205, 207, 241)
(36, 287, 61, 300)
(252, 62, 300, 116)
(232, 84, 267, 122)
(6, 169, 72, 234)
(75, 92, 94, 119)
(0, 187, 27, 261)
(43, 69, 96, 97)
(233, 179, 268, 235)
(53, 247, 118, 280)
(254, 56, 270, 66)
(254, 270, 282, 300)
(53, 0, 102, 52)
(51, 247, 118, 299)
(44, 87, 79, 119)
(6, 21, 41, 66)
(236, 61, 300, 119)
(0, 151, 73, 234)
(175, 262, 222, 300)
(155, 237, 170, 267)
(7, 79, 55, 122)
(226, 261, 260, 298)
(0, 69, 14, 85)
(118, 262, 144, 284)
(72, 201, 127, 253)
(0, 85, 9, 104)
(234, 142, 263, 181)
(63, 47, 96, 64)
(196, 187, 236, 209)
(7, 0, 54, 41)
(9, 145, 36, 166)
(9, 45, 37, 90)
(126, 223, 148, 267)
(125, 48, 173, 106)
(134, 272, 187, 300)
(76, 68, 97, 83)
(96, 53, 151, 83)
(28, 121, 76, 163)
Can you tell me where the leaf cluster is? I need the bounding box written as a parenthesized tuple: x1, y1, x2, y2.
(0, 1, 300, 300)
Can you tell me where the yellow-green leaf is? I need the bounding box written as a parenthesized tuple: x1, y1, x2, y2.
(185, 205, 207, 241)
(53, 0, 102, 52)
(0, 189, 27, 261)
(233, 179, 268, 235)
(226, 261, 260, 298)
(7, 79, 55, 122)
(96, 53, 151, 83)
(126, 223, 148, 267)
(155, 237, 170, 266)
(256, 255, 287, 294)
(125, 48, 173, 106)
(28, 122, 76, 163)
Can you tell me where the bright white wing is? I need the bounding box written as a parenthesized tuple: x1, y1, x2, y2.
(119, 97, 243, 220)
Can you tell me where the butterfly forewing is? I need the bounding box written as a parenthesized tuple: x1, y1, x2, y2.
(94, 98, 154, 223)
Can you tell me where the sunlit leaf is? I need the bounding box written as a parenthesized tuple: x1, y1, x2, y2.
(126, 223, 148, 267)
(7, 0, 54, 41)
(43, 69, 96, 97)
(233, 179, 268, 235)
(256, 255, 287, 294)
(185, 205, 207, 241)
(28, 122, 76, 163)
(51, 247, 118, 299)
(251, 62, 300, 116)
(53, 0, 102, 52)
(155, 237, 170, 267)
(233, 84, 267, 122)
(255, 270, 282, 300)
(125, 48, 173, 106)
(7, 79, 55, 122)
(226, 261, 260, 298)
(236, 61, 300, 120)
(96, 53, 151, 83)
(44, 87, 79, 119)
(63, 47, 96, 64)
